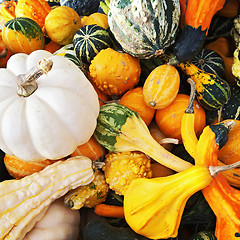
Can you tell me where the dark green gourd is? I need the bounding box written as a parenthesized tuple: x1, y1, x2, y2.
(190, 49, 225, 79)
(108, 0, 180, 59)
(73, 24, 113, 65)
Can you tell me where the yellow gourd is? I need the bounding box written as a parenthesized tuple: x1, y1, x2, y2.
(0, 156, 94, 240)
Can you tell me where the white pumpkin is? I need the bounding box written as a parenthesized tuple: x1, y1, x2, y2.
(23, 198, 81, 240)
(0, 50, 99, 161)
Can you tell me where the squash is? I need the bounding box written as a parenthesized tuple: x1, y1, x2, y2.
(23, 198, 80, 240)
(64, 169, 109, 210)
(0, 31, 13, 68)
(103, 151, 152, 195)
(94, 103, 193, 172)
(0, 50, 99, 161)
(2, 17, 45, 54)
(0, 156, 94, 240)
(4, 154, 61, 179)
(143, 64, 180, 109)
(0, 0, 16, 28)
(71, 135, 106, 162)
(120, 87, 156, 126)
(124, 122, 240, 239)
(171, 0, 229, 63)
(60, 0, 100, 16)
(155, 93, 206, 142)
(73, 24, 113, 65)
(89, 48, 141, 96)
(195, 124, 240, 240)
(190, 49, 225, 79)
(44, 6, 82, 45)
(108, 0, 180, 59)
(232, 44, 240, 86)
(177, 61, 231, 110)
(43, 39, 62, 54)
(15, 0, 51, 30)
(81, 12, 109, 29)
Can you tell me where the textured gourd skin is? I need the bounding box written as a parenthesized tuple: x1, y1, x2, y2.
(0, 157, 94, 240)
(108, 0, 180, 59)
(89, 48, 141, 95)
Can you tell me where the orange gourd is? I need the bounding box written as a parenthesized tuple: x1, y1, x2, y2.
(195, 124, 240, 240)
(0, 0, 16, 27)
(81, 12, 109, 29)
(143, 64, 180, 109)
(89, 48, 141, 96)
(216, 0, 239, 18)
(4, 154, 61, 179)
(120, 87, 155, 126)
(155, 94, 206, 142)
(15, 0, 51, 29)
(71, 135, 106, 162)
(43, 39, 62, 53)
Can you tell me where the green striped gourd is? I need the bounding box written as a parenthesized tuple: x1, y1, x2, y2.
(108, 0, 180, 59)
(73, 24, 113, 65)
(94, 103, 193, 172)
(177, 61, 231, 110)
(54, 44, 88, 76)
(190, 49, 225, 79)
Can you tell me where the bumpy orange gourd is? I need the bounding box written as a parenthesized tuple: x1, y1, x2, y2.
(120, 87, 155, 126)
(143, 64, 180, 109)
(155, 94, 206, 142)
(15, 0, 51, 29)
(89, 48, 141, 96)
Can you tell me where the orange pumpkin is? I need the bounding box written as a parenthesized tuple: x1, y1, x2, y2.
(143, 64, 180, 109)
(43, 39, 62, 53)
(89, 48, 141, 96)
(4, 154, 61, 179)
(71, 135, 106, 161)
(0, 0, 16, 28)
(0, 30, 13, 68)
(120, 87, 155, 126)
(155, 94, 206, 142)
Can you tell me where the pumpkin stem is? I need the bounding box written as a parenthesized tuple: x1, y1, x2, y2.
(92, 161, 105, 170)
(160, 138, 179, 145)
(17, 58, 53, 97)
(209, 160, 240, 177)
(185, 78, 195, 114)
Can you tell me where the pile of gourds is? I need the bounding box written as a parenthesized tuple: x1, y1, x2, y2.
(1, 0, 240, 239)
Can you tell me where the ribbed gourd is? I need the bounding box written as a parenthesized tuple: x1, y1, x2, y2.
(108, 0, 180, 59)
(94, 103, 193, 172)
(73, 24, 113, 65)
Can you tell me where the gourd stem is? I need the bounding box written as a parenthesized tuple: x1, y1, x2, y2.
(160, 138, 179, 145)
(92, 161, 105, 170)
(16, 58, 53, 97)
(185, 78, 195, 114)
(209, 161, 240, 177)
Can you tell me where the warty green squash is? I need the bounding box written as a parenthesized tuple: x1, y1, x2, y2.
(108, 0, 180, 59)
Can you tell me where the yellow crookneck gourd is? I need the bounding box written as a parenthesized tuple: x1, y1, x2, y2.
(0, 156, 94, 240)
(124, 121, 240, 239)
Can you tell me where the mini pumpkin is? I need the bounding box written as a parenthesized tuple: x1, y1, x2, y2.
(0, 50, 99, 161)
